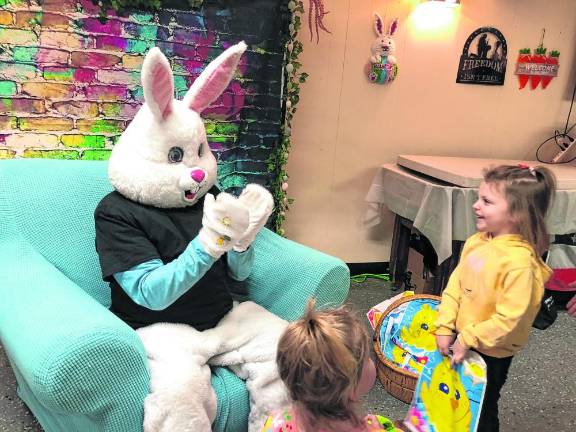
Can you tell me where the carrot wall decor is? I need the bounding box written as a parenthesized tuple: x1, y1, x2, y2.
(515, 30, 560, 91)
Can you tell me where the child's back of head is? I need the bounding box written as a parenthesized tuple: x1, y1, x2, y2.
(276, 298, 375, 431)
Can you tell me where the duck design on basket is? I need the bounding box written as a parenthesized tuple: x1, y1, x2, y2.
(390, 303, 437, 372)
(391, 345, 426, 373)
(375, 296, 443, 404)
(400, 303, 437, 352)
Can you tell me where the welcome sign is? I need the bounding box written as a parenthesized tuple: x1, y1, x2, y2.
(456, 27, 507, 86)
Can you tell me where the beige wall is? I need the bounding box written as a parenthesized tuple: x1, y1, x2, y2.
(284, 0, 576, 263)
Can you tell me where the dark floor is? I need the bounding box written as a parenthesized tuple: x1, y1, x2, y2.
(1, 280, 575, 431)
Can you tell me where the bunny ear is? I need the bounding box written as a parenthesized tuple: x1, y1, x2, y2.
(374, 13, 384, 36)
(184, 41, 247, 114)
(389, 18, 399, 36)
(141, 47, 174, 121)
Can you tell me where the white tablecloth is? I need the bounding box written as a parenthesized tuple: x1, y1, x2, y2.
(364, 164, 576, 264)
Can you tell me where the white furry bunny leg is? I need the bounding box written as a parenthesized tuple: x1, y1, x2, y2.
(207, 302, 290, 432)
(137, 323, 222, 432)
(226, 359, 289, 432)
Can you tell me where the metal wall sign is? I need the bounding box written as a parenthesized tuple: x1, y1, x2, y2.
(456, 27, 507, 85)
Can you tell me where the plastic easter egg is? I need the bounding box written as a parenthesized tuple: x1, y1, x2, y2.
(367, 56, 398, 84)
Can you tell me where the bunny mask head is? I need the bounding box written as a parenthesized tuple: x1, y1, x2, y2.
(371, 14, 398, 58)
(108, 41, 247, 208)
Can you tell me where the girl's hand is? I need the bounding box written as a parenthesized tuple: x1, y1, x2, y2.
(450, 338, 468, 366)
(435, 334, 454, 356)
(567, 293, 576, 317)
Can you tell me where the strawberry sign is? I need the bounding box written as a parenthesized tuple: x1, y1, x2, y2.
(515, 46, 560, 90)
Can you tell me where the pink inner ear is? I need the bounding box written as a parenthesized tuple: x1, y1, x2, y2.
(390, 19, 398, 36)
(150, 62, 173, 118)
(188, 55, 238, 113)
(376, 16, 383, 35)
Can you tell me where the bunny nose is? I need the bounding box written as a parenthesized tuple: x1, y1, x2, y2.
(190, 169, 205, 183)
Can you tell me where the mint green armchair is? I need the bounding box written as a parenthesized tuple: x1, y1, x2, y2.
(0, 159, 350, 432)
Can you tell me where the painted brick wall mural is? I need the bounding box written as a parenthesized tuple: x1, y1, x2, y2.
(0, 0, 289, 191)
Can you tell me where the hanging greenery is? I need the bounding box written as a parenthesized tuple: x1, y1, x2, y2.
(307, 0, 331, 43)
(268, 0, 308, 236)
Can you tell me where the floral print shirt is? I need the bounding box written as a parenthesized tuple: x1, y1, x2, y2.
(262, 408, 398, 432)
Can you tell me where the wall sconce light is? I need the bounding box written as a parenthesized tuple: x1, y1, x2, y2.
(410, 0, 461, 35)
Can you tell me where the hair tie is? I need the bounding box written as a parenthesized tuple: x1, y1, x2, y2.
(518, 163, 536, 177)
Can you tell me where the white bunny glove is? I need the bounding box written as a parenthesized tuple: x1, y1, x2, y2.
(199, 192, 250, 259)
(233, 184, 274, 252)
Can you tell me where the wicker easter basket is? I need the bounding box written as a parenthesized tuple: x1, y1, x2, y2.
(373, 294, 441, 404)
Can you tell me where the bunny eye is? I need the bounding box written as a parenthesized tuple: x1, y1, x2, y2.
(198, 143, 204, 158)
(168, 147, 184, 163)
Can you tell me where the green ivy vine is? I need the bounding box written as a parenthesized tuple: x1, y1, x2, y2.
(269, 0, 308, 236)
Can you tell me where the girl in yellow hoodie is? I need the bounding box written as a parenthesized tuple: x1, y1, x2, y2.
(435, 164, 556, 432)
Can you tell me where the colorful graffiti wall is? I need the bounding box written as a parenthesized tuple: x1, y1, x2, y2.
(0, 0, 288, 191)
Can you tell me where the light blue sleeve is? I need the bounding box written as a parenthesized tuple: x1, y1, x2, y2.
(113, 236, 216, 311)
(226, 247, 255, 281)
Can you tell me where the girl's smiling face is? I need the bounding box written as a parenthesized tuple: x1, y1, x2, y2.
(473, 181, 516, 237)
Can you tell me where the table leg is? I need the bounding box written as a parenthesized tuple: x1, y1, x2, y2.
(431, 241, 464, 295)
(389, 215, 412, 290)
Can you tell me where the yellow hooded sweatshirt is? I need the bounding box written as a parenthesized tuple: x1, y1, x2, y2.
(435, 232, 552, 358)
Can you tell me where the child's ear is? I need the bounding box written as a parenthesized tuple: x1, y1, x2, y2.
(141, 47, 174, 121)
(508, 209, 520, 225)
(184, 41, 247, 113)
(374, 13, 384, 36)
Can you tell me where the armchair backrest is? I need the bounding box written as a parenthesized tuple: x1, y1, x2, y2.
(0, 159, 113, 306)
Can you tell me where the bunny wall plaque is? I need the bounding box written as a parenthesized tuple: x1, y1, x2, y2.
(366, 13, 399, 84)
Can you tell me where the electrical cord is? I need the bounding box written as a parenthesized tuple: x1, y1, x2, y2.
(536, 124, 576, 164)
(350, 273, 390, 283)
(536, 77, 576, 164)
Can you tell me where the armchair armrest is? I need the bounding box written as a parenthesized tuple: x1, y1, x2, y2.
(248, 229, 350, 321)
(0, 241, 149, 431)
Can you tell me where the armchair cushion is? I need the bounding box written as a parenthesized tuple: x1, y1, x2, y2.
(249, 228, 350, 320)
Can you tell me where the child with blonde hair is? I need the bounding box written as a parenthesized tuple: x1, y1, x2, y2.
(262, 298, 400, 432)
(435, 164, 556, 432)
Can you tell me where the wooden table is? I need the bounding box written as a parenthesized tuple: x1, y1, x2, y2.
(364, 156, 576, 294)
